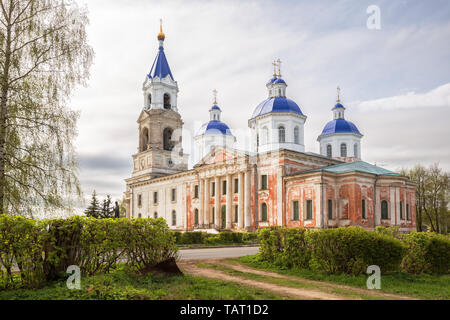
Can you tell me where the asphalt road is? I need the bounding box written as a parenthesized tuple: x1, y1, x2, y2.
(178, 246, 259, 260)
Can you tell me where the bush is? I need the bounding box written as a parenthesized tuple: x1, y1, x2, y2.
(0, 215, 178, 288)
(308, 227, 405, 275)
(258, 227, 310, 269)
(259, 226, 405, 275)
(172, 231, 258, 245)
(400, 232, 450, 274)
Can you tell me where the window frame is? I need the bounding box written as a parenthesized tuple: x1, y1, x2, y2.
(381, 200, 389, 220)
(234, 205, 238, 223)
(292, 200, 299, 221)
(234, 178, 239, 193)
(305, 199, 313, 220)
(261, 175, 268, 190)
(328, 199, 333, 220)
(171, 188, 176, 202)
(194, 185, 199, 199)
(327, 144, 332, 158)
(261, 202, 268, 222)
(137, 194, 142, 207)
(362, 199, 366, 220)
(171, 210, 176, 226)
(278, 125, 286, 143)
(340, 143, 347, 157)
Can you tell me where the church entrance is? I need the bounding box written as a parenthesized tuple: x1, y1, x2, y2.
(221, 205, 226, 229)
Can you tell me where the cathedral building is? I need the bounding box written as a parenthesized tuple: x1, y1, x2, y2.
(124, 25, 416, 233)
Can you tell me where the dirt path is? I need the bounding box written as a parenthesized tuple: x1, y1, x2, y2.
(214, 260, 418, 300)
(179, 260, 353, 300)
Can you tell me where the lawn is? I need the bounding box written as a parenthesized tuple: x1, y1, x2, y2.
(234, 255, 450, 300)
(0, 264, 285, 300)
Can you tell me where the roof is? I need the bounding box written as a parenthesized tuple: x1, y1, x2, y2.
(307, 161, 400, 176)
(148, 46, 174, 80)
(196, 120, 233, 137)
(211, 104, 221, 111)
(332, 103, 345, 110)
(267, 77, 278, 84)
(320, 119, 362, 136)
(273, 78, 286, 84)
(251, 97, 304, 119)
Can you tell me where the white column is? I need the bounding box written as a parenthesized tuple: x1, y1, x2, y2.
(238, 172, 244, 229)
(203, 178, 209, 227)
(199, 179, 204, 228)
(214, 176, 220, 229)
(226, 174, 232, 229)
(244, 170, 251, 230)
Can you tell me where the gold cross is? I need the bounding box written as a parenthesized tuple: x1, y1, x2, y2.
(213, 89, 218, 104)
(160, 19, 163, 32)
(337, 86, 341, 102)
(272, 60, 277, 76)
(277, 58, 282, 77)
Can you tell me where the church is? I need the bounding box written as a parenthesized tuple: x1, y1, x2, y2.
(124, 24, 416, 233)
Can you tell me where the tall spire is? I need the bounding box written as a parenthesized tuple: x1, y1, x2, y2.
(157, 19, 165, 41)
(277, 58, 282, 77)
(336, 86, 341, 103)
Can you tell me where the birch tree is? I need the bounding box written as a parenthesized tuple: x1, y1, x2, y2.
(0, 0, 93, 216)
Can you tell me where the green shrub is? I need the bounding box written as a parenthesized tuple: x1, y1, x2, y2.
(258, 227, 310, 269)
(400, 232, 450, 274)
(122, 217, 178, 274)
(309, 227, 405, 275)
(0, 215, 178, 288)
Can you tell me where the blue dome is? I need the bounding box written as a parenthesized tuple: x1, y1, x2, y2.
(251, 97, 304, 119)
(211, 104, 221, 111)
(332, 103, 345, 110)
(196, 120, 233, 137)
(320, 119, 362, 136)
(267, 77, 278, 84)
(273, 78, 286, 84)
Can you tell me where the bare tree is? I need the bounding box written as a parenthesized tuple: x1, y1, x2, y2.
(0, 0, 93, 216)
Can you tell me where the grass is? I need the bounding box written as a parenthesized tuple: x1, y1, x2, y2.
(232, 255, 450, 300)
(196, 263, 384, 300)
(0, 264, 286, 300)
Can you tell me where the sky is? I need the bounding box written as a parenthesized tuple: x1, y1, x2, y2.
(70, 0, 450, 210)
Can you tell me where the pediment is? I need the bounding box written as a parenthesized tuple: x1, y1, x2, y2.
(195, 146, 248, 167)
(137, 109, 149, 123)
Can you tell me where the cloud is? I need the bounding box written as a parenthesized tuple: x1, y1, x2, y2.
(358, 83, 450, 110)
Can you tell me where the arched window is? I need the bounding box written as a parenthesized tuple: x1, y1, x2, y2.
(163, 128, 173, 151)
(163, 93, 171, 109)
(354, 143, 358, 158)
(278, 125, 285, 143)
(141, 127, 149, 152)
(327, 144, 332, 158)
(340, 143, 347, 157)
(147, 93, 152, 107)
(154, 212, 158, 219)
(194, 209, 199, 226)
(261, 203, 268, 221)
(381, 200, 388, 220)
(172, 210, 176, 226)
(294, 126, 299, 144)
(262, 126, 268, 145)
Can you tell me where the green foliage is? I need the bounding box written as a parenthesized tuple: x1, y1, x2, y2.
(0, 215, 178, 289)
(122, 217, 178, 274)
(308, 227, 405, 275)
(400, 232, 450, 274)
(171, 231, 258, 246)
(259, 226, 405, 275)
(258, 227, 311, 269)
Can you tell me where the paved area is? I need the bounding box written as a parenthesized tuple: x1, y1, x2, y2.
(179, 246, 259, 260)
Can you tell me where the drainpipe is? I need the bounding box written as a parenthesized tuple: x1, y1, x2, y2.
(253, 163, 258, 232)
(320, 170, 325, 229)
(373, 175, 378, 230)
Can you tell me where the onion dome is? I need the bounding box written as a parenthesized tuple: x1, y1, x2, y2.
(251, 97, 304, 119)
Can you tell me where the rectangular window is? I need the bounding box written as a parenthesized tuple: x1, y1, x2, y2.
(406, 203, 410, 220)
(194, 185, 199, 198)
(306, 200, 313, 220)
(328, 199, 333, 219)
(293, 201, 299, 221)
(171, 188, 176, 202)
(211, 182, 215, 196)
(153, 191, 158, 204)
(400, 201, 404, 220)
(138, 194, 142, 207)
(261, 175, 268, 190)
(222, 180, 227, 195)
(234, 205, 238, 223)
(234, 178, 239, 193)
(362, 199, 366, 219)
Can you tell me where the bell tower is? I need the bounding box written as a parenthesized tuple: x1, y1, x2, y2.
(132, 21, 188, 179)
